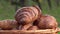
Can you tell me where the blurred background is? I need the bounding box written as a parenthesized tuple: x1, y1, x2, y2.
(0, 0, 60, 33)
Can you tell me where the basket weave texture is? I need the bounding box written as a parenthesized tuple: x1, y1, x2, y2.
(0, 29, 58, 34)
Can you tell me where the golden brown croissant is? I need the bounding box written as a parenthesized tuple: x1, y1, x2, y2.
(20, 23, 32, 30)
(15, 5, 42, 25)
(37, 14, 58, 29)
(27, 26, 39, 30)
(0, 19, 18, 30)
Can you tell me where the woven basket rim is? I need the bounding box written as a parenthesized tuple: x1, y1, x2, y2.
(0, 29, 58, 33)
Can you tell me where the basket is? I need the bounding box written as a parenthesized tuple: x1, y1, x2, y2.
(0, 28, 60, 34)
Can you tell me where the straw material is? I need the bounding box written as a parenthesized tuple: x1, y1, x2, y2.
(0, 29, 59, 34)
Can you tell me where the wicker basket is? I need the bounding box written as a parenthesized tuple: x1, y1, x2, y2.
(0, 28, 59, 34)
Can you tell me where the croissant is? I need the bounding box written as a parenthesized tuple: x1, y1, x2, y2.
(27, 26, 39, 30)
(15, 5, 42, 25)
(37, 14, 58, 29)
(21, 23, 32, 30)
(0, 19, 18, 30)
